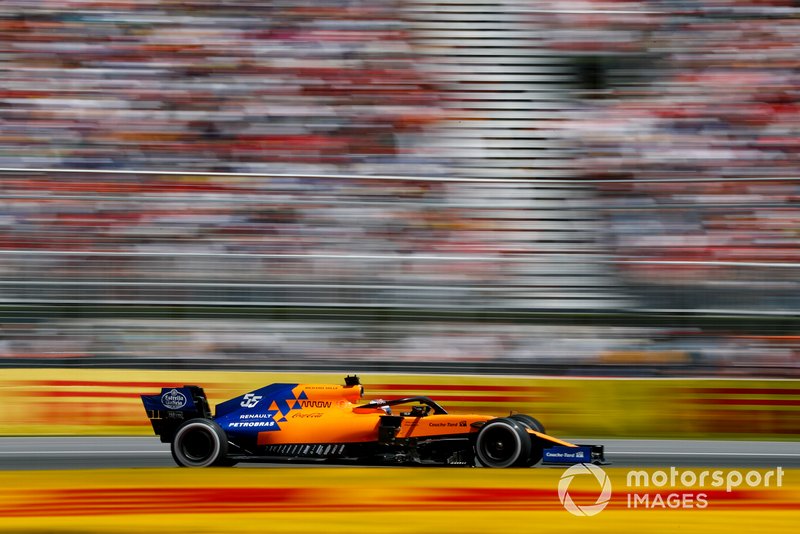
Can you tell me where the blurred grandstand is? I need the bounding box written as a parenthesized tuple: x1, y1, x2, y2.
(0, 1, 798, 375)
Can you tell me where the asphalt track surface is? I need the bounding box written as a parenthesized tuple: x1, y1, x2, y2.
(0, 437, 797, 470)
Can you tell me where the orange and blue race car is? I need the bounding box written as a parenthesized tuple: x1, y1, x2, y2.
(141, 375, 605, 468)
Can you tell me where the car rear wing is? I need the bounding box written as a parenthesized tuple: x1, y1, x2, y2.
(140, 385, 212, 442)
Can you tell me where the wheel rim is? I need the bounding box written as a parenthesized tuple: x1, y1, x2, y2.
(477, 422, 522, 467)
(174, 422, 221, 466)
(181, 428, 214, 461)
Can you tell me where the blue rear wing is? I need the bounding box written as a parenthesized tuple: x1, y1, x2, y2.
(140, 385, 211, 442)
(141, 387, 197, 412)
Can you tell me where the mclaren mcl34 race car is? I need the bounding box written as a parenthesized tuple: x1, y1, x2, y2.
(141, 376, 605, 468)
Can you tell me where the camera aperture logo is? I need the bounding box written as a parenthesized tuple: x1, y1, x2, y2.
(558, 463, 613, 516)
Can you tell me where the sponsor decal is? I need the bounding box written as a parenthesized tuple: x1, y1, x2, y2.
(300, 400, 331, 408)
(161, 389, 187, 410)
(292, 412, 324, 419)
(544, 446, 591, 463)
(228, 421, 276, 428)
(240, 393, 263, 408)
(427, 421, 467, 428)
(239, 413, 272, 419)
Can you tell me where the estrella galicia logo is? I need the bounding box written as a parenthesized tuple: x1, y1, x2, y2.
(161, 388, 187, 410)
(558, 463, 612, 517)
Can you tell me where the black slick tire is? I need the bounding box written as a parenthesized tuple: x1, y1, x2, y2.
(474, 417, 531, 468)
(171, 418, 229, 467)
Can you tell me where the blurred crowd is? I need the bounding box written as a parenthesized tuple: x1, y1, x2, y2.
(1, 317, 797, 376)
(0, 0, 439, 174)
(1, 1, 800, 374)
(539, 0, 800, 299)
(0, 172, 624, 310)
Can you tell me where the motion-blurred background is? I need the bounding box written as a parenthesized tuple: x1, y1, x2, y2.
(1, 0, 799, 379)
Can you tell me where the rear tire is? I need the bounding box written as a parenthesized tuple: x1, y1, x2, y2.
(474, 418, 531, 468)
(171, 419, 229, 467)
(509, 414, 545, 466)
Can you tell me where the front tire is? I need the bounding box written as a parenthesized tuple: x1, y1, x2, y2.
(509, 414, 545, 466)
(509, 414, 545, 434)
(474, 418, 531, 468)
(171, 419, 229, 467)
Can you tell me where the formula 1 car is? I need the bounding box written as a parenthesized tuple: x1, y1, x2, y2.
(141, 376, 604, 468)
